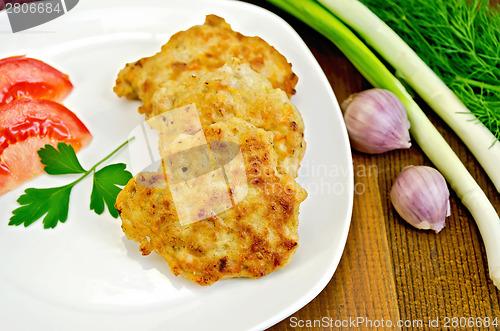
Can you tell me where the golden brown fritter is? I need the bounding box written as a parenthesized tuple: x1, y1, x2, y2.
(113, 14, 298, 104)
(146, 59, 305, 178)
(116, 118, 307, 286)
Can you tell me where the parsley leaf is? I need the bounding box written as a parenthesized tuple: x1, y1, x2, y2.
(90, 163, 132, 218)
(38, 142, 86, 175)
(9, 185, 73, 229)
(9, 138, 134, 228)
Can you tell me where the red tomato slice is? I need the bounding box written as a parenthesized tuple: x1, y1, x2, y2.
(0, 56, 73, 105)
(0, 98, 92, 195)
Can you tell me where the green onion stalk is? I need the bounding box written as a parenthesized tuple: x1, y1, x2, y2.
(265, 0, 500, 289)
(319, 0, 500, 193)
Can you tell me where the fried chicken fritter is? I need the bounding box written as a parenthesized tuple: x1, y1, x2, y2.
(113, 15, 298, 104)
(116, 118, 307, 286)
(147, 59, 305, 178)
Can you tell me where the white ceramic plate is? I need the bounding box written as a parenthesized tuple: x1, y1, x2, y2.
(0, 1, 353, 330)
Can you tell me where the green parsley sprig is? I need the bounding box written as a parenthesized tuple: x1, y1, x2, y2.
(9, 138, 134, 229)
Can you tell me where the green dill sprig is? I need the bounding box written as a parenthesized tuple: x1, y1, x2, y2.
(361, 0, 500, 141)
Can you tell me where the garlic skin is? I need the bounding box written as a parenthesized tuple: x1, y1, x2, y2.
(341, 88, 411, 154)
(390, 166, 450, 232)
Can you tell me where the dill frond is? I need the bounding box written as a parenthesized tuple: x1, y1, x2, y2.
(361, 0, 500, 141)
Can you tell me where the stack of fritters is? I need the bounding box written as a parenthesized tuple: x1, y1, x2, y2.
(115, 15, 307, 285)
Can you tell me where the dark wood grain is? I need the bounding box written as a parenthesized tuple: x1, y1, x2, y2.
(236, 1, 500, 330)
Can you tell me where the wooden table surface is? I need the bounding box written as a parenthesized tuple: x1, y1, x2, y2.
(237, 1, 500, 330)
